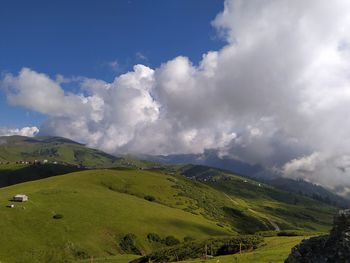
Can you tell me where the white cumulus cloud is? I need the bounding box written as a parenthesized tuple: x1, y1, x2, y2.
(2, 0, 350, 193)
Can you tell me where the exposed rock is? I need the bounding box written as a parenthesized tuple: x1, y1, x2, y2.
(285, 209, 350, 263)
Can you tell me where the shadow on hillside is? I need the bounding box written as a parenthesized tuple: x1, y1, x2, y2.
(153, 218, 230, 236)
(0, 164, 83, 188)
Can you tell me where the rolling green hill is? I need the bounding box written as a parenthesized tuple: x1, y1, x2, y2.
(172, 165, 336, 232)
(143, 151, 350, 208)
(0, 167, 336, 262)
(0, 135, 339, 262)
(0, 169, 230, 262)
(0, 135, 118, 167)
(177, 236, 309, 263)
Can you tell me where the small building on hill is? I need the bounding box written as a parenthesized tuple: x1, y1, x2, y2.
(13, 194, 28, 202)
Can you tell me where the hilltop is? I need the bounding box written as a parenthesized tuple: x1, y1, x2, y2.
(0, 169, 232, 262)
(0, 135, 118, 167)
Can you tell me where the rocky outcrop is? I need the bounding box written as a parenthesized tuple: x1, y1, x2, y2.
(285, 209, 350, 263)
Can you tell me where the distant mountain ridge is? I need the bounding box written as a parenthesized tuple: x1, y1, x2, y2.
(142, 151, 350, 208)
(0, 135, 118, 167)
(142, 149, 264, 176)
(1, 135, 348, 208)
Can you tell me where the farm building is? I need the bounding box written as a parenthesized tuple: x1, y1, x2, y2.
(13, 194, 28, 202)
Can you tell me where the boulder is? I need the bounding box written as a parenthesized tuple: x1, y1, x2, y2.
(285, 209, 350, 263)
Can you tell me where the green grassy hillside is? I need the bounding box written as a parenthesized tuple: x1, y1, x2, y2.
(0, 136, 339, 262)
(0, 169, 229, 262)
(0, 168, 336, 262)
(74, 236, 308, 263)
(172, 164, 337, 232)
(178, 236, 308, 263)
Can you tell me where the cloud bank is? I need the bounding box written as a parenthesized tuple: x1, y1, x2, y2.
(0, 127, 39, 137)
(2, 0, 350, 193)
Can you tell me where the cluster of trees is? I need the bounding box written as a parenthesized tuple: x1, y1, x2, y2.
(147, 233, 180, 246)
(119, 233, 182, 255)
(310, 193, 337, 206)
(131, 235, 263, 263)
(119, 233, 141, 255)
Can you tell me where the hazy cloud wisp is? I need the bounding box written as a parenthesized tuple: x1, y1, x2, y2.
(0, 127, 39, 137)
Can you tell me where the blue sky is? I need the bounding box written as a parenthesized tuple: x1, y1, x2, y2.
(0, 0, 225, 127)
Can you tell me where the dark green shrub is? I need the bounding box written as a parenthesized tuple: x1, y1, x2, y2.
(73, 249, 89, 259)
(164, 236, 180, 246)
(256, 230, 279, 237)
(131, 235, 264, 263)
(183, 236, 195, 242)
(119, 233, 141, 255)
(277, 230, 311, 236)
(147, 233, 161, 242)
(257, 230, 318, 237)
(53, 214, 64, 219)
(144, 195, 156, 202)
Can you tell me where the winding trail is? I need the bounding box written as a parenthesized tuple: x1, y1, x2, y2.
(224, 193, 239, 205)
(248, 208, 280, 231)
(224, 192, 280, 231)
(267, 218, 280, 231)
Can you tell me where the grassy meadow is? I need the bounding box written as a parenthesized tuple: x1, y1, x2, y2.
(0, 169, 231, 262)
(0, 136, 338, 262)
(178, 236, 308, 263)
(0, 167, 335, 262)
(73, 236, 308, 263)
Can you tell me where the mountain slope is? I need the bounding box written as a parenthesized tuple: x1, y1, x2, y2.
(0, 169, 230, 262)
(2, 135, 346, 210)
(0, 135, 340, 262)
(172, 165, 336, 231)
(145, 152, 350, 207)
(0, 167, 336, 262)
(0, 135, 118, 167)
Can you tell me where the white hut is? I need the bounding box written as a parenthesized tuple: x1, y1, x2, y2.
(13, 194, 28, 202)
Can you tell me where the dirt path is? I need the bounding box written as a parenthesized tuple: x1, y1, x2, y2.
(224, 193, 239, 205)
(248, 208, 280, 231)
(224, 193, 280, 231)
(267, 218, 280, 231)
